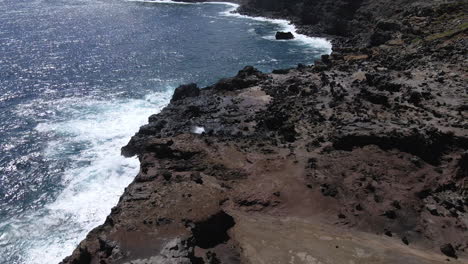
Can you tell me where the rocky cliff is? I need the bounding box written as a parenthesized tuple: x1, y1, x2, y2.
(62, 0, 468, 263)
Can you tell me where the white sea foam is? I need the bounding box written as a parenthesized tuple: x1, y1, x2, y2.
(257, 58, 279, 64)
(1, 91, 171, 264)
(214, 2, 332, 52)
(126, 0, 332, 54)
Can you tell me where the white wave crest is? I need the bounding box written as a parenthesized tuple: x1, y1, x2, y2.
(125, 0, 332, 53)
(1, 91, 171, 264)
(216, 2, 332, 52)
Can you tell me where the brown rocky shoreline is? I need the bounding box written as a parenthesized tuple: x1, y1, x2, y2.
(62, 0, 467, 263)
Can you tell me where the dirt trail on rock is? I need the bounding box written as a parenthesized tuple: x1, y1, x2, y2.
(232, 213, 465, 264)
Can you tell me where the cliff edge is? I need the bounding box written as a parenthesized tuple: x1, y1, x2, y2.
(62, 0, 468, 263)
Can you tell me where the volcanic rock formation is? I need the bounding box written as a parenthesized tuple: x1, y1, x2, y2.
(275, 31, 294, 39)
(62, 0, 468, 263)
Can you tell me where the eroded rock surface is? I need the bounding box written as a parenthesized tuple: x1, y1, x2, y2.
(62, 0, 467, 263)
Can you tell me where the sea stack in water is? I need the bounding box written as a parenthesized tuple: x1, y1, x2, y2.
(275, 31, 294, 40)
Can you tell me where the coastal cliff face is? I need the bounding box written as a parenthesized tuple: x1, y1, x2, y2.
(238, 0, 365, 36)
(62, 0, 467, 263)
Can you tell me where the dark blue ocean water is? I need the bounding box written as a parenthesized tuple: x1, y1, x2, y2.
(0, 0, 330, 263)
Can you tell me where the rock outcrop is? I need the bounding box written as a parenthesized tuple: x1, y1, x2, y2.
(275, 31, 294, 40)
(62, 0, 468, 263)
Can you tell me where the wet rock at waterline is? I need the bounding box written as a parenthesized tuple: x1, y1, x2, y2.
(275, 31, 294, 40)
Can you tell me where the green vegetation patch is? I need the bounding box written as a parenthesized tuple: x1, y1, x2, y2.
(425, 22, 468, 41)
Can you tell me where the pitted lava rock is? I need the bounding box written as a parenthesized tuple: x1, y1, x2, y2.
(62, 0, 467, 263)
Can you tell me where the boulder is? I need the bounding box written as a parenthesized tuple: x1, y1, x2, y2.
(171, 83, 200, 102)
(369, 30, 392, 46)
(214, 66, 265, 91)
(440, 243, 457, 258)
(275, 31, 294, 40)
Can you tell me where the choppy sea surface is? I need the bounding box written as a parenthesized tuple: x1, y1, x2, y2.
(0, 0, 330, 263)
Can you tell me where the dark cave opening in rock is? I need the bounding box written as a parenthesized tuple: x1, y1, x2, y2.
(192, 211, 236, 249)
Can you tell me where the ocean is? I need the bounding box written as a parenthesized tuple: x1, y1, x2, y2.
(0, 0, 330, 263)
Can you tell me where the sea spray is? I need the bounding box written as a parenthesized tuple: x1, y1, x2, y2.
(7, 92, 171, 264)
